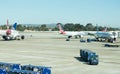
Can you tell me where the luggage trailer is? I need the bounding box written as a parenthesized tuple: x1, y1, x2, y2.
(80, 49, 99, 65)
(0, 62, 51, 74)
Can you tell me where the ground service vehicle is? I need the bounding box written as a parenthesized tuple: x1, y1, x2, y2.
(0, 62, 51, 74)
(80, 49, 99, 65)
(104, 44, 119, 47)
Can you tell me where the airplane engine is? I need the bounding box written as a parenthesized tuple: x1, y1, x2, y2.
(2, 35, 6, 39)
(2, 35, 11, 40)
(79, 35, 83, 38)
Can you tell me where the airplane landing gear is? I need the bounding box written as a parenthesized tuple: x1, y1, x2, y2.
(21, 35, 25, 40)
(66, 36, 72, 41)
(75, 36, 78, 39)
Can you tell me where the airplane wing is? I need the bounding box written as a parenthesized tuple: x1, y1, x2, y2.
(87, 31, 96, 36)
(0, 30, 6, 36)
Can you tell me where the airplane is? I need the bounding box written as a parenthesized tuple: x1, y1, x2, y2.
(1, 20, 25, 40)
(0, 30, 6, 36)
(57, 23, 85, 41)
(88, 25, 118, 43)
(95, 31, 118, 43)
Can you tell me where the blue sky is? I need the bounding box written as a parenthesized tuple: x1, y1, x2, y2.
(0, 0, 120, 27)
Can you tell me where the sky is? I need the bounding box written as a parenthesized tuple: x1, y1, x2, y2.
(0, 0, 120, 27)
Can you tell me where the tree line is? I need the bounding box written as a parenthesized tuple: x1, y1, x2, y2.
(0, 23, 120, 31)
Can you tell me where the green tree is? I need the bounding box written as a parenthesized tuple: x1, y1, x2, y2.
(52, 26, 59, 31)
(0, 25, 7, 30)
(40, 24, 48, 31)
(64, 23, 74, 31)
(74, 24, 80, 31)
(85, 23, 94, 31)
(17, 24, 26, 31)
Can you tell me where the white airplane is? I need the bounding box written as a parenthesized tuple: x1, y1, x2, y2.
(0, 30, 6, 36)
(88, 26, 118, 43)
(95, 31, 118, 43)
(0, 20, 25, 40)
(57, 23, 85, 41)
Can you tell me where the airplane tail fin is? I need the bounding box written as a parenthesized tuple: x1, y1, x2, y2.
(57, 23, 66, 34)
(12, 22, 17, 30)
(96, 24, 107, 32)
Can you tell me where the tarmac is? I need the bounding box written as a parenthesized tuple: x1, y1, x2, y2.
(0, 31, 120, 74)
